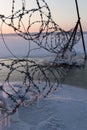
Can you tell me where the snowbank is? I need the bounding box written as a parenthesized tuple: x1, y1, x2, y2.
(1, 84, 87, 130)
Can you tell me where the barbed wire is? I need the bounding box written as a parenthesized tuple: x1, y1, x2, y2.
(0, 0, 80, 56)
(0, 0, 82, 121)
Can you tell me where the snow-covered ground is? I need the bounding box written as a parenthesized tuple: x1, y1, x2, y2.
(0, 34, 87, 130)
(1, 84, 87, 130)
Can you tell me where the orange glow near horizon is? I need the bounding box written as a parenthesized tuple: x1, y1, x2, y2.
(0, 22, 41, 34)
(1, 19, 87, 34)
(1, 24, 87, 34)
(0, 0, 87, 34)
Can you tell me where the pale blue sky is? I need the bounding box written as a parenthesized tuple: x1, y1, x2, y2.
(0, 0, 87, 33)
(46, 0, 87, 31)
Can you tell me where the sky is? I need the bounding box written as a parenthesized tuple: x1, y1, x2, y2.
(47, 0, 87, 31)
(0, 0, 87, 33)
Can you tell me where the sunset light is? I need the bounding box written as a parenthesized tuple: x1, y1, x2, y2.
(0, 0, 87, 34)
(0, 1, 87, 130)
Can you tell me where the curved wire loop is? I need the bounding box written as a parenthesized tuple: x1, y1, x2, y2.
(0, 0, 80, 55)
(0, 0, 82, 119)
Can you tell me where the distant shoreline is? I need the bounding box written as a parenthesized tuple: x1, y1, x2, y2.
(0, 57, 87, 89)
(1, 31, 87, 35)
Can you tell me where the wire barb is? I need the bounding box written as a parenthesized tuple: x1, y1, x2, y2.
(0, 0, 85, 120)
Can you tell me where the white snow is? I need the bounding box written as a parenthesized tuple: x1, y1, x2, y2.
(1, 84, 87, 130)
(0, 33, 87, 130)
